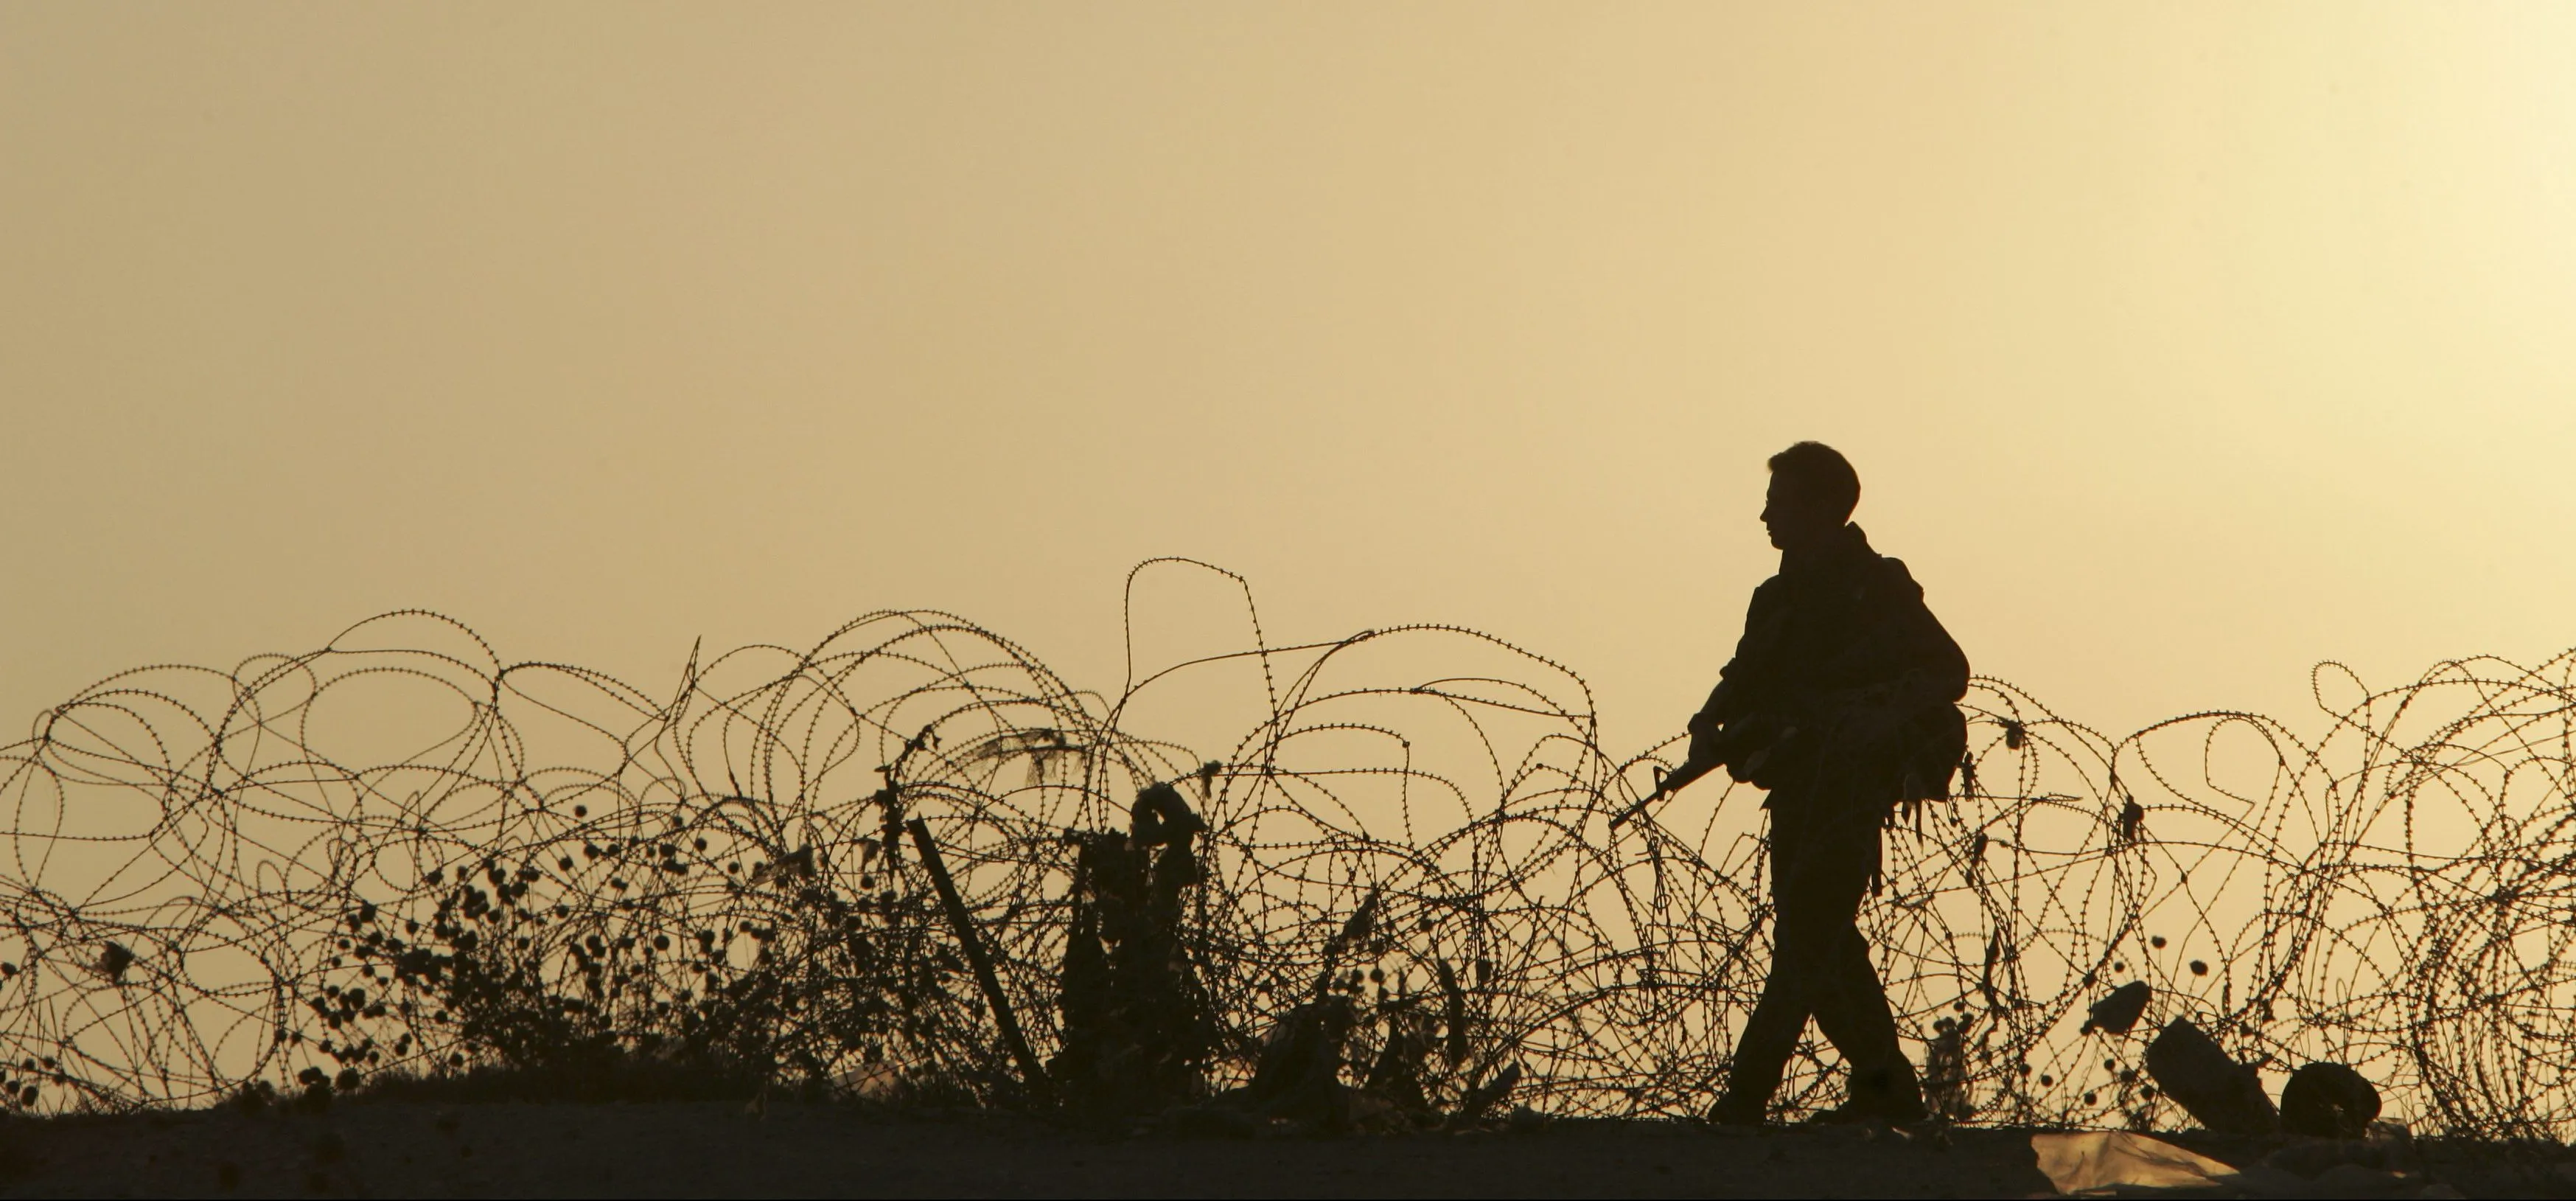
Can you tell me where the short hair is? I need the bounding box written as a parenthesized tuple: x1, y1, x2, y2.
(1766, 441, 1860, 521)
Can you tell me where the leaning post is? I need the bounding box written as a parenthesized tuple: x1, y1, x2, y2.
(904, 816, 1050, 1099)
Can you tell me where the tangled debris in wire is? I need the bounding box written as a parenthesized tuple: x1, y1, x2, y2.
(1, 559, 2572, 1136)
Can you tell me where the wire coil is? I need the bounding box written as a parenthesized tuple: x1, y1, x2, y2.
(1, 560, 2571, 1135)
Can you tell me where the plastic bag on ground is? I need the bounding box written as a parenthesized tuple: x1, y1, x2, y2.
(2034, 1130, 2243, 1194)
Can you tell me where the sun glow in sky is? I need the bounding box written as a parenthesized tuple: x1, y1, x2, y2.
(5, 1, 2574, 756)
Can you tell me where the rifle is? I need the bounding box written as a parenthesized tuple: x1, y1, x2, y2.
(1608, 755, 1722, 828)
(1608, 713, 1806, 828)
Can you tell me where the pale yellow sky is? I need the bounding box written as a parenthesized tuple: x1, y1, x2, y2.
(5, 1, 2573, 758)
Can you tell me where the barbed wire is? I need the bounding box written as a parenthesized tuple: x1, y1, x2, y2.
(1, 559, 2571, 1135)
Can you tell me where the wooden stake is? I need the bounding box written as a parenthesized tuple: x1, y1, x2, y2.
(904, 817, 1050, 1099)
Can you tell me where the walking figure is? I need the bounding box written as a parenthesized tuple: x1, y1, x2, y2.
(1642, 442, 1969, 1124)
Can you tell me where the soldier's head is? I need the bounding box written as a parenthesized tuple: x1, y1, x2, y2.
(1762, 441, 1859, 551)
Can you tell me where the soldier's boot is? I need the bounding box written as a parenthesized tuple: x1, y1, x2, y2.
(1706, 1089, 1769, 1127)
(1840, 1059, 1927, 1124)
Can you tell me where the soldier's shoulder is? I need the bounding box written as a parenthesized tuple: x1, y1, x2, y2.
(1748, 572, 1793, 605)
(1871, 554, 1927, 596)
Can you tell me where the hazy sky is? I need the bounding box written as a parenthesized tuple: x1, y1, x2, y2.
(6, 1, 2573, 759)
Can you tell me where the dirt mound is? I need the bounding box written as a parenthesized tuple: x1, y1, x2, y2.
(2, 1100, 2561, 1199)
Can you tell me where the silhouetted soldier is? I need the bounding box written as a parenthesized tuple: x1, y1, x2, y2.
(1644, 442, 1968, 1124)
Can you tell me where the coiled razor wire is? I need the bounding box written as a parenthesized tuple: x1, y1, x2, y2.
(1, 558, 2572, 1136)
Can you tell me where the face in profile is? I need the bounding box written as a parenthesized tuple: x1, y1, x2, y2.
(1760, 474, 1843, 551)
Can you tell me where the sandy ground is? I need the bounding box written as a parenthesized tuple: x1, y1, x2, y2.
(0, 1100, 2565, 1199)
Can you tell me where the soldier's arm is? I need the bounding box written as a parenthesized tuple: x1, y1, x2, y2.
(1672, 579, 1786, 787)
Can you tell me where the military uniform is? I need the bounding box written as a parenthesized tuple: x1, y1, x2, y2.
(1689, 522, 1969, 1122)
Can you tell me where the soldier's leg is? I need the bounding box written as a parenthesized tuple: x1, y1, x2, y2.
(1790, 814, 1923, 1118)
(1709, 810, 1821, 1124)
(1805, 918, 1924, 1117)
(1711, 948, 1812, 1123)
